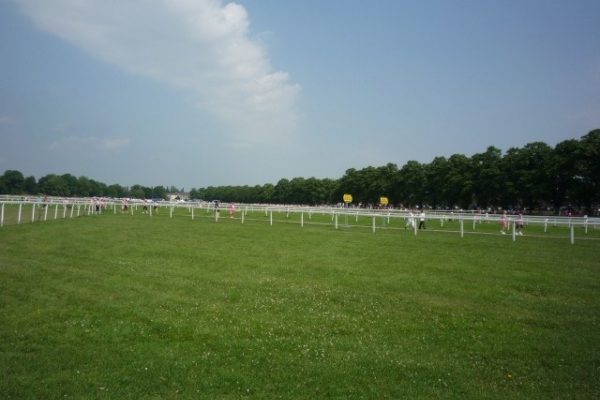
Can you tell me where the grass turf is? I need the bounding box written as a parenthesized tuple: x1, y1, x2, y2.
(0, 210, 599, 399)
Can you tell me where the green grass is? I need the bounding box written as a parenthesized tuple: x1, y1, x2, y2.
(1, 210, 599, 399)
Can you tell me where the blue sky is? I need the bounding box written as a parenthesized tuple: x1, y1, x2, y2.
(1, 0, 599, 189)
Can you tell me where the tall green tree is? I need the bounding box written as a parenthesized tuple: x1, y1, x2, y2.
(578, 129, 600, 212)
(551, 139, 583, 212)
(425, 157, 449, 209)
(23, 176, 38, 194)
(38, 174, 69, 196)
(397, 161, 426, 208)
(471, 146, 503, 209)
(2, 170, 24, 194)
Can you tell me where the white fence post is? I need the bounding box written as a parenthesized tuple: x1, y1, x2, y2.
(544, 218, 548, 233)
(63, 204, 67, 219)
(570, 225, 575, 245)
(460, 219, 464, 238)
(301, 212, 304, 228)
(335, 213, 338, 229)
(31, 204, 35, 223)
(70, 204, 74, 218)
(372, 216, 376, 234)
(192, 207, 194, 220)
(270, 211, 273, 226)
(241, 211, 245, 224)
(512, 222, 516, 242)
(17, 203, 22, 224)
(1, 203, 4, 227)
(44, 204, 49, 221)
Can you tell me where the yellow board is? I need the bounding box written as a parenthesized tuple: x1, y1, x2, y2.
(379, 197, 389, 205)
(343, 194, 353, 203)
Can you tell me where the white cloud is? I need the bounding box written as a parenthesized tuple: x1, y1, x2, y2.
(49, 136, 130, 152)
(16, 0, 301, 145)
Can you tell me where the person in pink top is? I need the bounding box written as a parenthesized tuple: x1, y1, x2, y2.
(500, 210, 508, 235)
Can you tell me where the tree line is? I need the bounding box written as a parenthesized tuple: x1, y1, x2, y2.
(0, 171, 182, 201)
(191, 130, 600, 213)
(2, 129, 598, 213)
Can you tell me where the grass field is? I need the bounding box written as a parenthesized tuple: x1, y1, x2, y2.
(1, 208, 599, 399)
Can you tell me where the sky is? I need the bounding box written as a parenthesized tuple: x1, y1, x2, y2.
(1, 0, 599, 189)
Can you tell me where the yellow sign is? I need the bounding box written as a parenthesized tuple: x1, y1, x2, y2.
(343, 194, 353, 203)
(380, 197, 389, 205)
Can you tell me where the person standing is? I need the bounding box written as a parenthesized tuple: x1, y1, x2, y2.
(405, 210, 415, 230)
(418, 210, 426, 230)
(516, 212, 524, 235)
(500, 210, 508, 235)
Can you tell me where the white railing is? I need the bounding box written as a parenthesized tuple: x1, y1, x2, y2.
(1, 197, 598, 245)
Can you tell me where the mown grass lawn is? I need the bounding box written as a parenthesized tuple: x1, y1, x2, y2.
(1, 211, 599, 399)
